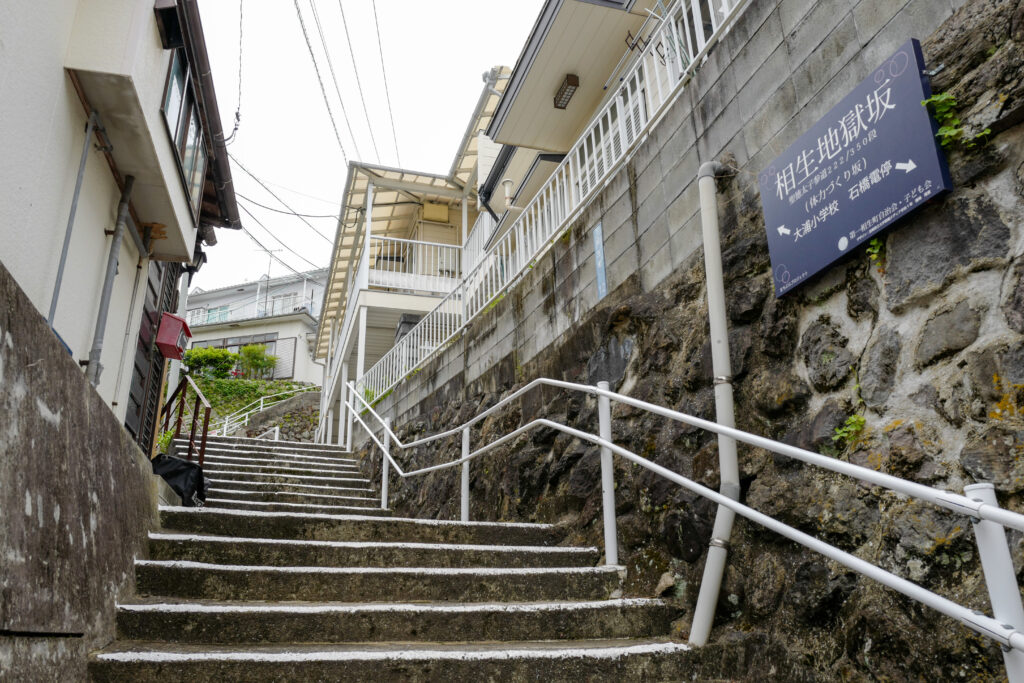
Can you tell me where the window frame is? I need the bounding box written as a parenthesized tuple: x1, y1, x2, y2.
(160, 48, 209, 224)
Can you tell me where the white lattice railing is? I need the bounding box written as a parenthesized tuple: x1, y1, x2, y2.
(367, 236, 461, 295)
(356, 0, 748, 402)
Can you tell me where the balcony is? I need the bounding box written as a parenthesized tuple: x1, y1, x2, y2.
(367, 236, 461, 296)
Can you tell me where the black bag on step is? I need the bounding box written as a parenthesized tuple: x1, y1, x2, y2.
(151, 454, 207, 507)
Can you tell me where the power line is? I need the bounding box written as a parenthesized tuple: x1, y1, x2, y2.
(229, 152, 334, 244)
(224, 0, 244, 145)
(308, 0, 364, 161)
(371, 0, 401, 166)
(337, 0, 381, 163)
(237, 193, 339, 219)
(238, 203, 324, 271)
(293, 0, 348, 164)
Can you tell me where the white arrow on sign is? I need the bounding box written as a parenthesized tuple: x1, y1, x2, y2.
(777, 225, 791, 236)
(895, 159, 917, 173)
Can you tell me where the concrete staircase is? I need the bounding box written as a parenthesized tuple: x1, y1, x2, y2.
(89, 436, 689, 681)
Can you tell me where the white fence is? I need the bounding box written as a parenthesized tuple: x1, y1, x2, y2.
(358, 0, 747, 401)
(367, 236, 461, 295)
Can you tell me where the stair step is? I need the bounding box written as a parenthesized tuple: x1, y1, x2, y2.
(204, 488, 378, 506)
(197, 469, 372, 487)
(115, 598, 678, 644)
(89, 639, 691, 681)
(135, 561, 623, 602)
(200, 453, 361, 473)
(148, 532, 601, 568)
(201, 461, 362, 478)
(159, 507, 562, 546)
(203, 497, 389, 516)
(185, 436, 351, 456)
(197, 445, 358, 466)
(205, 478, 374, 495)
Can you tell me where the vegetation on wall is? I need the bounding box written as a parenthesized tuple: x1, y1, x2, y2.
(193, 377, 307, 420)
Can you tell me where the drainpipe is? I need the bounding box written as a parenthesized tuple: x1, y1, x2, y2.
(689, 161, 740, 647)
(86, 175, 135, 386)
(49, 110, 98, 327)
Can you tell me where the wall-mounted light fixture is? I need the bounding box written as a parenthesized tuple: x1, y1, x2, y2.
(553, 74, 579, 109)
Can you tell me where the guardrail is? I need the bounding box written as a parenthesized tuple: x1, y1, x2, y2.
(215, 384, 319, 436)
(346, 377, 1024, 678)
(160, 376, 212, 466)
(356, 0, 750, 402)
(368, 235, 461, 295)
(255, 425, 280, 441)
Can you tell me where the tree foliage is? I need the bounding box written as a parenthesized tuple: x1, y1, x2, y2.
(238, 344, 277, 379)
(183, 347, 238, 379)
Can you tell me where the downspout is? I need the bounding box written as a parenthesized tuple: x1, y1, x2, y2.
(86, 175, 135, 386)
(49, 110, 98, 327)
(689, 161, 740, 647)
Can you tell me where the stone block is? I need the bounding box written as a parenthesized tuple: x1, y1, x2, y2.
(635, 182, 666, 235)
(602, 188, 634, 236)
(791, 13, 860, 108)
(785, 0, 853, 69)
(779, 0, 818, 35)
(915, 299, 982, 367)
(661, 146, 700, 207)
(859, 325, 902, 408)
(730, 8, 785, 91)
(602, 216, 637, 268)
(641, 221, 676, 289)
(742, 78, 799, 159)
(635, 154, 665, 205)
(734, 44, 794, 128)
(606, 249, 640, 294)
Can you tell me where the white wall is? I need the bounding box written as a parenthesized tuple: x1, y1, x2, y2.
(0, 0, 179, 419)
(189, 317, 322, 384)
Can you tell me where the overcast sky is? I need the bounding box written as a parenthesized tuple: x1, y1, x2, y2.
(190, 0, 545, 294)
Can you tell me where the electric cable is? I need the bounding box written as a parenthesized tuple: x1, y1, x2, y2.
(238, 203, 325, 271)
(293, 0, 349, 164)
(237, 193, 339, 219)
(337, 0, 381, 162)
(224, 0, 244, 145)
(371, 0, 401, 166)
(309, 0, 364, 161)
(230, 152, 335, 244)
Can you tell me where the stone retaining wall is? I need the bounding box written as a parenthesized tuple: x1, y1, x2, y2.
(357, 0, 1024, 678)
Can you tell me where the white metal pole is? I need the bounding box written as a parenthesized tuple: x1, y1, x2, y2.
(326, 408, 333, 445)
(461, 427, 470, 522)
(345, 369, 354, 452)
(381, 417, 390, 509)
(338, 362, 349, 446)
(965, 483, 1024, 682)
(690, 161, 740, 648)
(597, 381, 618, 566)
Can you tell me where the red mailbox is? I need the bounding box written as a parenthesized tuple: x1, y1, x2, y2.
(155, 312, 191, 360)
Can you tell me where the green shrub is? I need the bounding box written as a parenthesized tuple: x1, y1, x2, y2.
(238, 344, 277, 380)
(183, 347, 238, 379)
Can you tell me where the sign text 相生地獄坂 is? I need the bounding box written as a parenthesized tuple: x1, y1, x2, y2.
(758, 38, 952, 296)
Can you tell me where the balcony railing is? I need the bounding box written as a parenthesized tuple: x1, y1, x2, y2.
(186, 298, 317, 327)
(367, 236, 461, 295)
(356, 0, 749, 403)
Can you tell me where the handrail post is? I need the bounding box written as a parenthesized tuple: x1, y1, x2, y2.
(965, 483, 1024, 682)
(259, 397, 264, 412)
(461, 427, 470, 522)
(381, 417, 390, 510)
(597, 381, 618, 566)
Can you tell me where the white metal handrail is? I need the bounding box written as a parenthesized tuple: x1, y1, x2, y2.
(216, 385, 319, 436)
(355, 0, 750, 402)
(344, 377, 1024, 673)
(255, 425, 280, 441)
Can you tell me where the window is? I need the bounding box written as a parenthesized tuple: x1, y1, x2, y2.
(206, 306, 229, 324)
(162, 49, 208, 218)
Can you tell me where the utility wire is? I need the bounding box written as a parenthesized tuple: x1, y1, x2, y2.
(371, 0, 401, 166)
(308, 0, 364, 161)
(229, 152, 335, 244)
(238, 203, 324, 271)
(293, 0, 349, 164)
(225, 0, 244, 145)
(237, 193, 339, 219)
(238, 225, 307, 279)
(337, 0, 381, 163)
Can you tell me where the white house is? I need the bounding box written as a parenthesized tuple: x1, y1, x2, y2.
(0, 0, 239, 451)
(186, 268, 327, 384)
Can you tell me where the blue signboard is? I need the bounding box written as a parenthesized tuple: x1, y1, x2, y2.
(593, 221, 608, 299)
(758, 39, 952, 296)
